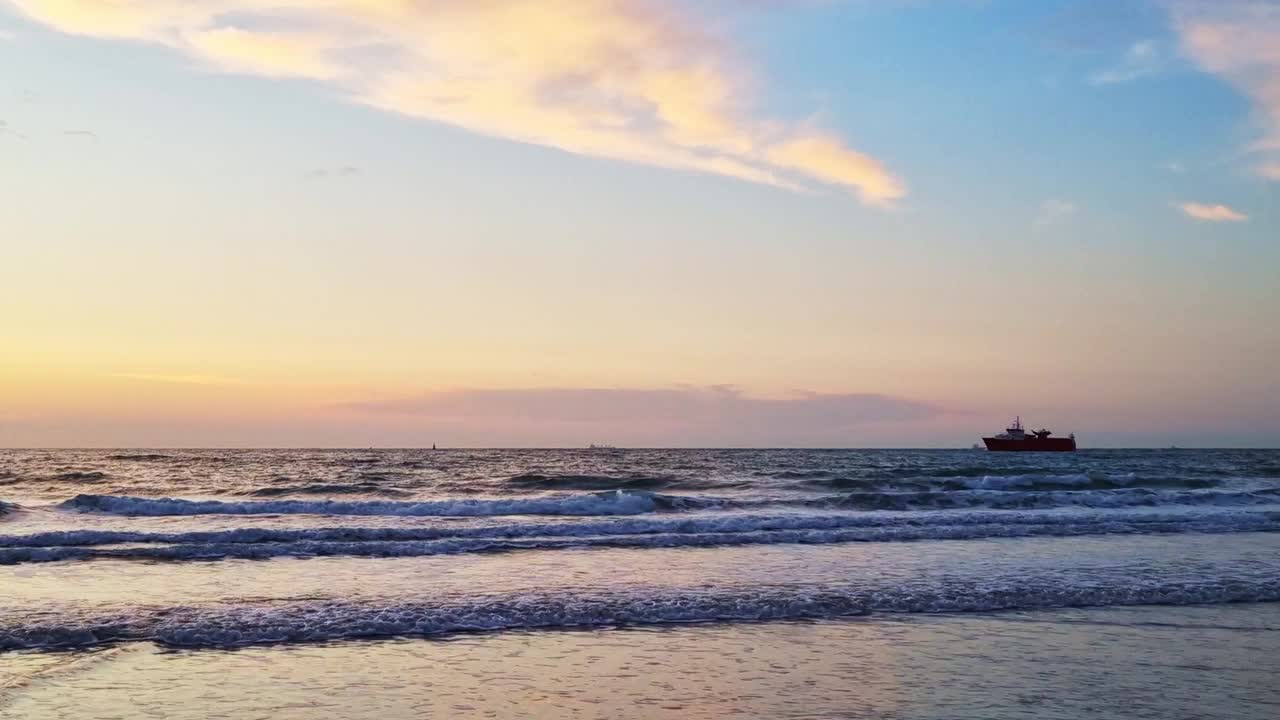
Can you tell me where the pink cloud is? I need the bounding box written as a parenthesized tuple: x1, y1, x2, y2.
(1177, 202, 1248, 222)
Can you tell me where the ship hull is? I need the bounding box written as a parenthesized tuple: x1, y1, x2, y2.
(983, 437, 1076, 452)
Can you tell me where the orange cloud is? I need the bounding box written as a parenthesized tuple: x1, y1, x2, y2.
(8, 0, 905, 204)
(184, 27, 348, 80)
(1177, 202, 1248, 222)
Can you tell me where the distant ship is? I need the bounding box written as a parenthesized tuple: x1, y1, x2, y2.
(587, 443, 617, 450)
(983, 417, 1076, 452)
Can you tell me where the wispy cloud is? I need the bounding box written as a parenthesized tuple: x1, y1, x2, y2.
(61, 129, 97, 139)
(1164, 161, 1186, 173)
(1258, 162, 1280, 180)
(0, 29, 16, 42)
(1090, 39, 1161, 85)
(1173, 1, 1280, 177)
(7, 0, 905, 205)
(345, 386, 936, 444)
(185, 26, 348, 81)
(1177, 202, 1248, 222)
(1035, 198, 1076, 225)
(305, 166, 361, 180)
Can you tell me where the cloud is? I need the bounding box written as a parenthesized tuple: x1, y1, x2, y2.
(345, 386, 937, 444)
(0, 28, 16, 41)
(1258, 162, 1280, 180)
(1173, 1, 1280, 176)
(1035, 198, 1076, 225)
(1164, 161, 1185, 173)
(184, 26, 348, 80)
(1090, 39, 1161, 85)
(61, 129, 97, 139)
(1177, 202, 1248, 222)
(304, 165, 361, 180)
(6, 0, 905, 205)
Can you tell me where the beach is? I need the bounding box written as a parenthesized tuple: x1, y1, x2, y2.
(5, 606, 1278, 719)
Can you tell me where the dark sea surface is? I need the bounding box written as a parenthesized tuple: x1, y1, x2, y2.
(2, 448, 1278, 718)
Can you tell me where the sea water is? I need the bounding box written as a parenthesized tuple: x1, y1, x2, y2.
(2, 448, 1278, 718)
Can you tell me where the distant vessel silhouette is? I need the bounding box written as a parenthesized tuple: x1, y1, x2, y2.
(588, 443, 617, 450)
(983, 417, 1076, 452)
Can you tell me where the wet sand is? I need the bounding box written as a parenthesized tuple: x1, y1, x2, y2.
(4, 604, 1277, 720)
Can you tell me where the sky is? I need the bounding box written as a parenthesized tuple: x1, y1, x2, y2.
(1, 0, 1277, 448)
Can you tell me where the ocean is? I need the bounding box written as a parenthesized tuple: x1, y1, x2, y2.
(2, 448, 1278, 718)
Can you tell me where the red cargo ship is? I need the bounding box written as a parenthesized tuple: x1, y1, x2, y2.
(983, 417, 1076, 452)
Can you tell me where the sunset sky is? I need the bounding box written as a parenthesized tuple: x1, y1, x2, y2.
(2, 0, 1277, 447)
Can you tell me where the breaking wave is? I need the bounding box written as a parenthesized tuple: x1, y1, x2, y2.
(4, 577, 1278, 650)
(54, 485, 1280, 519)
(60, 491, 665, 517)
(4, 509, 1278, 565)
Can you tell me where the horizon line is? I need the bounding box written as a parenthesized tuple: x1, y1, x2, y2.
(4, 446, 1276, 452)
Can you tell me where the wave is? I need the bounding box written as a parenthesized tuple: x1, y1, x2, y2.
(804, 473, 1220, 492)
(105, 454, 174, 462)
(4, 577, 1278, 650)
(4, 510, 1278, 564)
(332, 457, 383, 466)
(770, 470, 837, 479)
(505, 473, 677, 490)
(54, 485, 1280, 519)
(60, 491, 664, 517)
(804, 487, 1280, 511)
(238, 483, 413, 498)
(50, 471, 108, 483)
(945, 473, 1207, 491)
(8, 509, 1279, 548)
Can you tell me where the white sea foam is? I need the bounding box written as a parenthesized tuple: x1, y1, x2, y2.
(4, 508, 1277, 548)
(60, 491, 661, 517)
(3, 509, 1277, 564)
(4, 577, 1278, 650)
(56, 486, 1280, 519)
(957, 473, 1135, 490)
